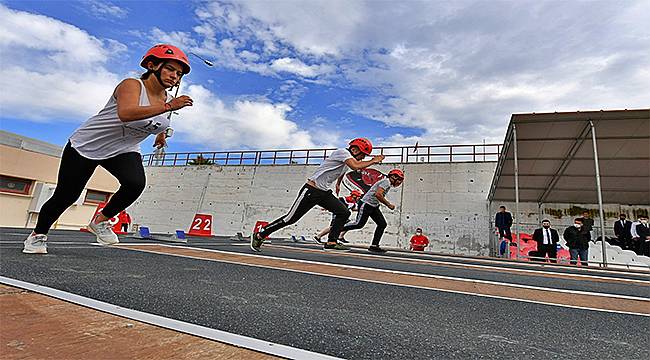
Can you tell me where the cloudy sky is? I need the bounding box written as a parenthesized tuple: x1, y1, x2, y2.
(1, 0, 648, 154)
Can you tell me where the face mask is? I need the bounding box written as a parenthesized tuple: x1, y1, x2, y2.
(642, 220, 648, 225)
(416, 232, 422, 235)
(543, 225, 550, 228)
(574, 224, 582, 228)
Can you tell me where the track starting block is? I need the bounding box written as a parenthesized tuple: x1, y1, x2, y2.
(139, 226, 152, 239)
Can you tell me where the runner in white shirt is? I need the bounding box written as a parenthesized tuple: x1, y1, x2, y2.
(250, 138, 385, 252)
(338, 169, 404, 253)
(23, 44, 194, 254)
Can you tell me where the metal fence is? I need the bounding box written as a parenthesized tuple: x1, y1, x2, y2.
(142, 143, 503, 167)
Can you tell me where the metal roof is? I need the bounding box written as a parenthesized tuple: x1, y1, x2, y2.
(488, 109, 650, 205)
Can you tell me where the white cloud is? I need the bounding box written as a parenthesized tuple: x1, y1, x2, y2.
(86, 0, 128, 19)
(172, 84, 318, 150)
(0, 4, 122, 121)
(270, 57, 333, 78)
(191, 0, 650, 145)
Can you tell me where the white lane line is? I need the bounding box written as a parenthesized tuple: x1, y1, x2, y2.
(116, 244, 650, 317)
(0, 276, 342, 360)
(269, 244, 650, 284)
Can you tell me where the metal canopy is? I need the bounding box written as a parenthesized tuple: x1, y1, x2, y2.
(489, 109, 650, 205)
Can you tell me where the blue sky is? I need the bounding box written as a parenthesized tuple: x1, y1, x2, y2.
(1, 0, 649, 155)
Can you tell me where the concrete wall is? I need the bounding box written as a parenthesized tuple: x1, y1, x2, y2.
(129, 162, 498, 256)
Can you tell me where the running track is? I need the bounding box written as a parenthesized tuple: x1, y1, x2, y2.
(1, 228, 648, 359)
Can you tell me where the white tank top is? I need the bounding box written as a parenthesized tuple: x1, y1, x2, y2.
(69, 78, 171, 160)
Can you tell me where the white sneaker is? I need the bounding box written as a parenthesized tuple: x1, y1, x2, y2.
(87, 218, 119, 246)
(23, 233, 48, 254)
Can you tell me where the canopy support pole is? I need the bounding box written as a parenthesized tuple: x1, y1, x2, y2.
(589, 120, 607, 268)
(513, 124, 520, 260)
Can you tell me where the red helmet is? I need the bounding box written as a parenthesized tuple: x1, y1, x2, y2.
(348, 138, 373, 155)
(350, 190, 362, 197)
(141, 44, 191, 74)
(388, 169, 404, 179)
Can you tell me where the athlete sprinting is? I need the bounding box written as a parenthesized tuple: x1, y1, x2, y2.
(338, 169, 404, 253)
(23, 44, 193, 254)
(250, 138, 385, 252)
(313, 189, 362, 244)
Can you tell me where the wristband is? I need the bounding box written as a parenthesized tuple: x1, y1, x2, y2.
(164, 102, 172, 112)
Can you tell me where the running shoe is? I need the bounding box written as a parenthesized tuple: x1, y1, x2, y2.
(23, 233, 48, 254)
(368, 245, 387, 254)
(323, 243, 350, 251)
(312, 235, 323, 244)
(87, 217, 119, 246)
(338, 237, 349, 244)
(250, 232, 263, 252)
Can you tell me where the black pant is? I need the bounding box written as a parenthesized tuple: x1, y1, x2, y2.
(342, 202, 387, 247)
(498, 227, 512, 241)
(34, 142, 146, 234)
(533, 244, 557, 263)
(259, 184, 350, 242)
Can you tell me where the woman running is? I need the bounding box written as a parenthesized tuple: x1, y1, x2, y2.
(250, 138, 385, 252)
(23, 44, 194, 254)
(338, 169, 404, 253)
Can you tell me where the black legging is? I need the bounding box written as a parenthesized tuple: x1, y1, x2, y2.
(258, 184, 350, 242)
(342, 202, 387, 246)
(34, 142, 146, 234)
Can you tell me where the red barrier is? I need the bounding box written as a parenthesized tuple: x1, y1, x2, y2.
(188, 213, 213, 237)
(254, 221, 269, 239)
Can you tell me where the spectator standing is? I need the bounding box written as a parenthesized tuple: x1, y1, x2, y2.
(580, 210, 594, 242)
(118, 210, 131, 233)
(613, 214, 632, 250)
(410, 228, 429, 251)
(564, 218, 589, 266)
(495, 206, 513, 245)
(635, 215, 650, 257)
(532, 219, 559, 263)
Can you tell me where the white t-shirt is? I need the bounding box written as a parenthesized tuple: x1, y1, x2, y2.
(361, 178, 391, 207)
(69, 78, 171, 160)
(308, 148, 353, 191)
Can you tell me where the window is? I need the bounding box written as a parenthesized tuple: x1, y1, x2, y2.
(0, 175, 33, 195)
(85, 190, 110, 204)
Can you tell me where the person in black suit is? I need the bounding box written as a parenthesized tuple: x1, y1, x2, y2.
(635, 215, 650, 257)
(613, 213, 632, 250)
(532, 219, 559, 263)
(495, 206, 513, 244)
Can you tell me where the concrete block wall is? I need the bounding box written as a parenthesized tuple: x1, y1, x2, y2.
(128, 162, 498, 256)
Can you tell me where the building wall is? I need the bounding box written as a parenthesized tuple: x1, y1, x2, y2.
(128, 162, 498, 255)
(0, 144, 119, 229)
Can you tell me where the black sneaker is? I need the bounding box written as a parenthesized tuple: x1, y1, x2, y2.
(250, 232, 263, 252)
(312, 235, 323, 244)
(368, 246, 387, 254)
(338, 237, 349, 244)
(323, 243, 350, 251)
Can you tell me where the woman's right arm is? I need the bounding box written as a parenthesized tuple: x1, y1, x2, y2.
(115, 79, 192, 122)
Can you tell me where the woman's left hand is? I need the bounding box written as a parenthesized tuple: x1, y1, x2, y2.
(154, 132, 167, 148)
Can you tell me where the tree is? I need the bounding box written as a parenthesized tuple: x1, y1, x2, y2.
(188, 155, 214, 165)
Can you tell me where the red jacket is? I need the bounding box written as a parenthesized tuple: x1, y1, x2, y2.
(410, 235, 429, 251)
(118, 212, 131, 224)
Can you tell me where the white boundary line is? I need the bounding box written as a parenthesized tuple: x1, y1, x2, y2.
(0, 276, 342, 360)
(281, 241, 650, 276)
(116, 244, 650, 317)
(269, 244, 650, 284)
